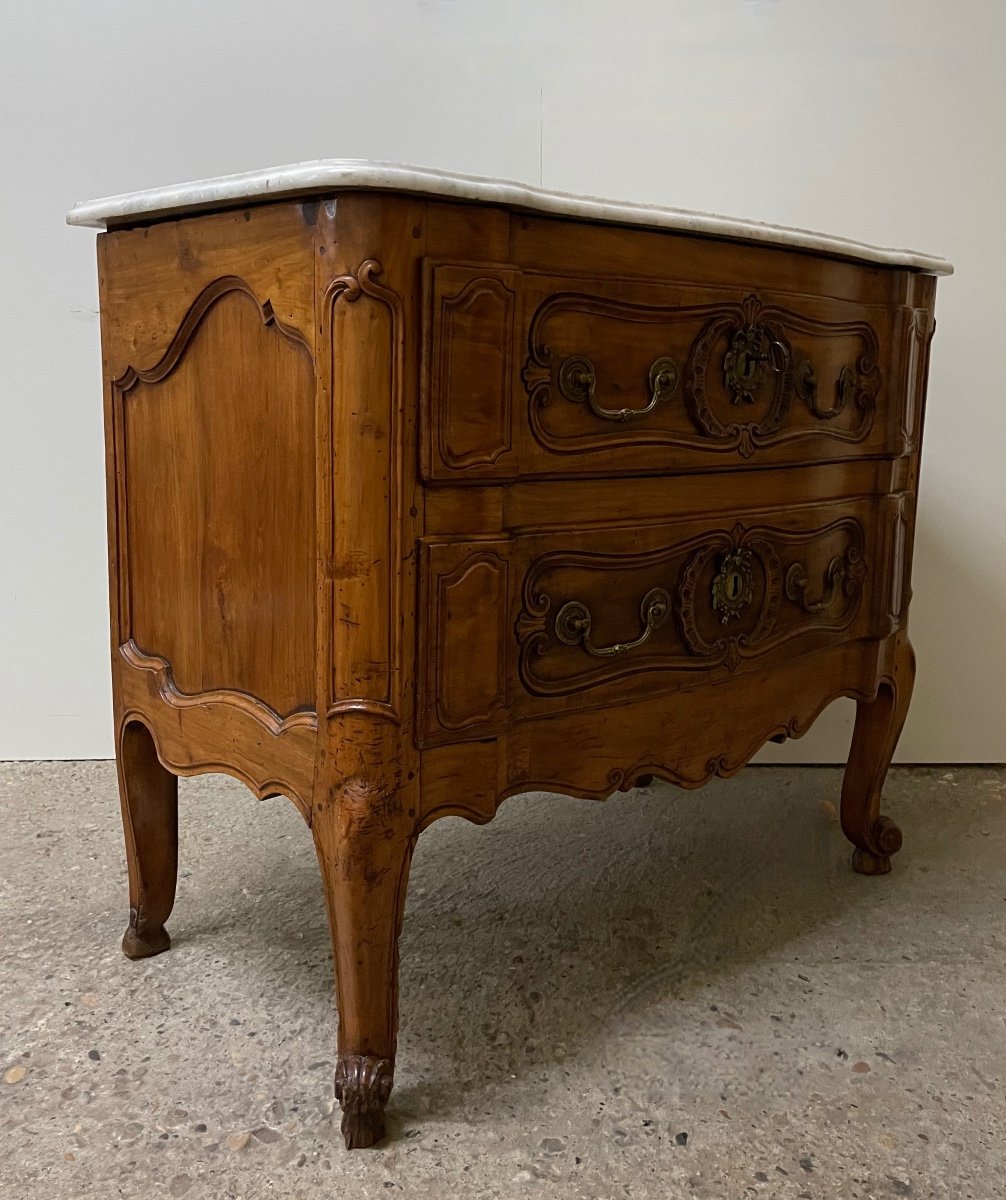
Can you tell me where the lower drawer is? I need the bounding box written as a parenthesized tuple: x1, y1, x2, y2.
(418, 494, 910, 745)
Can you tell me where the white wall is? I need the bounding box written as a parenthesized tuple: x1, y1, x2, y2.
(1, 0, 1003, 762)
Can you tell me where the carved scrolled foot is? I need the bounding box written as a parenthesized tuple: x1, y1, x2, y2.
(334, 1055, 394, 1149)
(841, 638, 914, 878)
(850, 815, 903, 877)
(121, 907, 171, 959)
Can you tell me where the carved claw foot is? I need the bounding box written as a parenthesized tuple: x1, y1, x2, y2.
(850, 815, 903, 877)
(334, 1055, 394, 1149)
(121, 907, 171, 959)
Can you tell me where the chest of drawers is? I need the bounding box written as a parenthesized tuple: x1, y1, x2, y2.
(68, 162, 950, 1148)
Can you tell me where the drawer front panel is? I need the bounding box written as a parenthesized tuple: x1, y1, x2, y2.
(422, 262, 927, 482)
(419, 496, 906, 745)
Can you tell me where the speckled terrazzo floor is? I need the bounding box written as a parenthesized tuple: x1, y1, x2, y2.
(1, 762, 1004, 1199)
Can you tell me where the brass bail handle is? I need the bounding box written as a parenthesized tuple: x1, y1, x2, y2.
(554, 587, 671, 658)
(558, 354, 679, 422)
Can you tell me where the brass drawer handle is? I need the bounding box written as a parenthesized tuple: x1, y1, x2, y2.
(786, 557, 845, 613)
(785, 546, 865, 613)
(554, 587, 671, 657)
(558, 355, 679, 422)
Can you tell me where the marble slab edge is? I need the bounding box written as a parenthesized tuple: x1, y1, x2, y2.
(66, 159, 952, 276)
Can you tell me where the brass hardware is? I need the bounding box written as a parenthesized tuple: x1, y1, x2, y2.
(557, 354, 679, 422)
(554, 587, 671, 657)
(711, 549, 754, 623)
(836, 364, 857, 412)
(795, 358, 861, 421)
(723, 326, 789, 404)
(785, 546, 865, 613)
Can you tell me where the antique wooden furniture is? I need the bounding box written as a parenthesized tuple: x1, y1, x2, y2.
(68, 162, 950, 1149)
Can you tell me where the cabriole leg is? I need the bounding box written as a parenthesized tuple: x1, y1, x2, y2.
(117, 719, 179, 958)
(841, 639, 916, 876)
(311, 777, 416, 1149)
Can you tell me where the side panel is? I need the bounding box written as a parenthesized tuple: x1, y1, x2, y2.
(98, 203, 319, 810)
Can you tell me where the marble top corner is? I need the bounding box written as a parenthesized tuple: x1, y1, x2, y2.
(66, 159, 952, 276)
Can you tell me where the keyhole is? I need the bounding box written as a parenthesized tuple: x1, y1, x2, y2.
(725, 571, 742, 601)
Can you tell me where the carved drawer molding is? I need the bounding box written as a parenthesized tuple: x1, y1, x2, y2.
(516, 516, 868, 696)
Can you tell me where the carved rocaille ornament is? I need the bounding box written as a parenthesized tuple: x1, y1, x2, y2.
(677, 530, 781, 671)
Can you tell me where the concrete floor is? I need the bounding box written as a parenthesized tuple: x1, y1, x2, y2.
(1, 762, 1003, 1199)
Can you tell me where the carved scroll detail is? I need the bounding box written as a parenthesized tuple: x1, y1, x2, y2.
(334, 1054, 394, 1150)
(676, 529, 782, 672)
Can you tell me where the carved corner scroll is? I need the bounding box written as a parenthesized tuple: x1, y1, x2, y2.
(326, 260, 405, 724)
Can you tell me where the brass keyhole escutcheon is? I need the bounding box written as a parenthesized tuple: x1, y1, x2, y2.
(723, 326, 789, 405)
(711, 549, 754, 624)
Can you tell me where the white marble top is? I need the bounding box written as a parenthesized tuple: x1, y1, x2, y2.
(67, 159, 952, 275)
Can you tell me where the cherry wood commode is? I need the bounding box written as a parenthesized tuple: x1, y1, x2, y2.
(70, 165, 949, 1149)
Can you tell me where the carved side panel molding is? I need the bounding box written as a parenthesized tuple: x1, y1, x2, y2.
(117, 641, 316, 821)
(111, 275, 317, 720)
(887, 496, 911, 626)
(121, 640, 317, 735)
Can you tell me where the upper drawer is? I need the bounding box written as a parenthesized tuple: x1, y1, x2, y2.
(420, 261, 932, 482)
